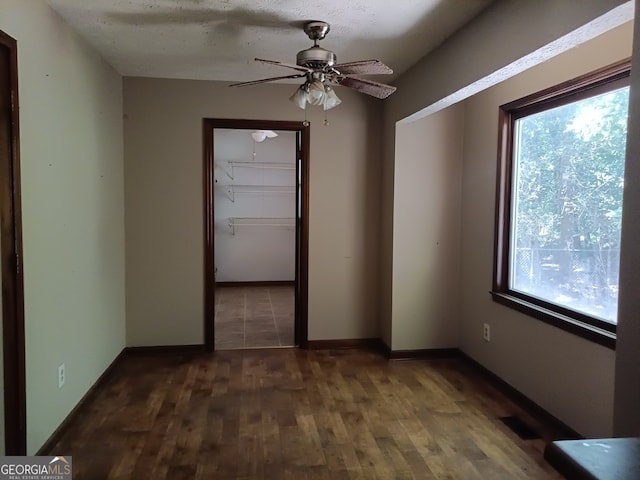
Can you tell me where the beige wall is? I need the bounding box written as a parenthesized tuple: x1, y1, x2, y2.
(459, 23, 632, 437)
(391, 105, 464, 350)
(124, 79, 382, 345)
(1, 1, 126, 453)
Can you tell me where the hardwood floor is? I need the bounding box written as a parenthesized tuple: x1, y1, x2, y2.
(49, 348, 565, 479)
(215, 286, 294, 349)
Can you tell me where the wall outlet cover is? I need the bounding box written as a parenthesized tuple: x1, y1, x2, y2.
(483, 323, 491, 342)
(58, 363, 66, 388)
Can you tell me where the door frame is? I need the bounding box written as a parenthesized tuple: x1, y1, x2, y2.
(0, 30, 27, 455)
(203, 118, 310, 350)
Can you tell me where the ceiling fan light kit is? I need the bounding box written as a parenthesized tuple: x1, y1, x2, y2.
(230, 20, 396, 117)
(289, 80, 342, 111)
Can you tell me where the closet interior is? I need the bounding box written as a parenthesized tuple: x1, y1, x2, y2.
(213, 128, 297, 349)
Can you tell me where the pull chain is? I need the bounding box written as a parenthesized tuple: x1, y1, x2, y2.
(303, 104, 309, 127)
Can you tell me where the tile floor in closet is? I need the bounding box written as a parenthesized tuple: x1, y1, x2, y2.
(214, 285, 294, 349)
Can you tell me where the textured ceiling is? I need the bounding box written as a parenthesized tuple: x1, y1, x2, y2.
(46, 0, 495, 83)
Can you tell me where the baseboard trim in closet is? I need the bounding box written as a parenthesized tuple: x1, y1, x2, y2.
(216, 281, 295, 288)
(36, 347, 128, 455)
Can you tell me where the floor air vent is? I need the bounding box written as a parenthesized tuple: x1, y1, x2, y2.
(499, 416, 541, 440)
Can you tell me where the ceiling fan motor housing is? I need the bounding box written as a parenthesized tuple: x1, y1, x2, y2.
(296, 46, 336, 69)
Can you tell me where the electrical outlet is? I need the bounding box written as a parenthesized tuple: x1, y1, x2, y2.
(483, 323, 491, 342)
(58, 363, 66, 388)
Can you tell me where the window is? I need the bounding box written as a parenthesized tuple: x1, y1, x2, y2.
(493, 60, 630, 349)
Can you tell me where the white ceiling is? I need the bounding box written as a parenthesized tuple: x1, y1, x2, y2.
(46, 0, 495, 84)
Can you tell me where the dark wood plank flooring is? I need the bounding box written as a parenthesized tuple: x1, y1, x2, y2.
(49, 349, 564, 479)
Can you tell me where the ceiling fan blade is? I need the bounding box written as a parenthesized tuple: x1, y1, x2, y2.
(333, 60, 393, 75)
(337, 77, 397, 99)
(255, 58, 311, 73)
(229, 73, 306, 87)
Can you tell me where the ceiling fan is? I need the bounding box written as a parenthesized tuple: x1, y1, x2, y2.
(229, 21, 397, 110)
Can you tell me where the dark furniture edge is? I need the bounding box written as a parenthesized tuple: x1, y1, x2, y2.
(544, 437, 640, 480)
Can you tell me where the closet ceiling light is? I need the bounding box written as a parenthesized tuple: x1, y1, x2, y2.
(251, 130, 278, 142)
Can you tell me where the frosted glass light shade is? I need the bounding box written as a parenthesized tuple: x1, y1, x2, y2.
(289, 81, 342, 111)
(289, 86, 308, 109)
(323, 86, 341, 110)
(307, 80, 326, 106)
(251, 130, 278, 142)
(251, 131, 267, 142)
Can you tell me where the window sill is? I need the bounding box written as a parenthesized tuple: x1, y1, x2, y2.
(490, 292, 616, 350)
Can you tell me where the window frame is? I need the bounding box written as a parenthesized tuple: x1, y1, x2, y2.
(492, 59, 631, 350)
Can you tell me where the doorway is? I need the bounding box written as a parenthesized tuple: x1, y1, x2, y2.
(203, 119, 309, 350)
(0, 30, 27, 455)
